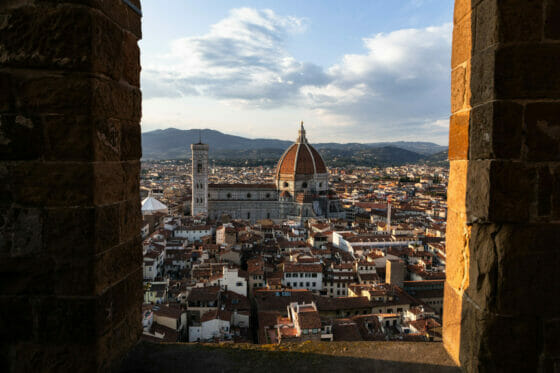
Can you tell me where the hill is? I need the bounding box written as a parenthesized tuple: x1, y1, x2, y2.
(141, 128, 448, 167)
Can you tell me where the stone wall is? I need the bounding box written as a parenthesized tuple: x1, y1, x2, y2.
(0, 1, 143, 371)
(444, 0, 560, 371)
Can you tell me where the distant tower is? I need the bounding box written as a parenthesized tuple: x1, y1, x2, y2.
(387, 196, 392, 233)
(191, 135, 209, 217)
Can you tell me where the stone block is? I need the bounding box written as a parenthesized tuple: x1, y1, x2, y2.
(0, 256, 55, 295)
(0, 296, 33, 343)
(94, 203, 120, 253)
(0, 114, 44, 160)
(496, 44, 560, 100)
(467, 160, 535, 223)
(119, 199, 141, 244)
(449, 112, 469, 160)
(10, 162, 93, 207)
(120, 121, 142, 161)
(497, 0, 543, 43)
(123, 160, 141, 201)
(121, 30, 141, 87)
(451, 62, 471, 113)
(43, 114, 94, 161)
(0, 6, 93, 71)
(445, 209, 470, 291)
(465, 160, 490, 222)
(469, 100, 523, 160)
(91, 78, 141, 122)
(464, 223, 498, 311)
(105, 268, 143, 328)
(443, 282, 463, 366)
(553, 165, 560, 218)
(93, 162, 126, 205)
(452, 12, 473, 69)
(448, 160, 468, 214)
(11, 342, 97, 373)
(474, 0, 498, 52)
(470, 46, 495, 106)
(538, 166, 553, 216)
(44, 207, 95, 256)
(94, 237, 142, 296)
(524, 102, 560, 161)
(545, 0, 560, 39)
(454, 0, 472, 25)
(543, 318, 560, 357)
(93, 117, 122, 161)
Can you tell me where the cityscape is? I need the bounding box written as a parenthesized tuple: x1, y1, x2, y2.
(139, 124, 448, 344)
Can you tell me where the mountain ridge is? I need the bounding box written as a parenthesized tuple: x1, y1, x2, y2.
(142, 128, 448, 164)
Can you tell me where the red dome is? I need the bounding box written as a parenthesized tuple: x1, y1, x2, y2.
(276, 124, 327, 178)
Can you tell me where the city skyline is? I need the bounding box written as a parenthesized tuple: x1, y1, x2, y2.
(141, 1, 454, 145)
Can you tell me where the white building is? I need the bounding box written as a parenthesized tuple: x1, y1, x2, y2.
(174, 225, 212, 242)
(210, 267, 247, 297)
(189, 310, 231, 342)
(282, 263, 323, 293)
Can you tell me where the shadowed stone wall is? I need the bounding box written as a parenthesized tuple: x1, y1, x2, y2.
(444, 0, 560, 371)
(0, 1, 143, 371)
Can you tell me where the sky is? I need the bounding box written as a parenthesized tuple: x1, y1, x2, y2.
(140, 0, 454, 144)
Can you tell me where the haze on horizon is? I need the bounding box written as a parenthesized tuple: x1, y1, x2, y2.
(141, 0, 454, 145)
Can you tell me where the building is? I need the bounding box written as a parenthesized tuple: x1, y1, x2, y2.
(191, 123, 345, 222)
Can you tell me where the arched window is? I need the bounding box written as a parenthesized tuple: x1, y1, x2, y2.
(227, 193, 231, 199)
(197, 163, 202, 173)
(283, 182, 288, 187)
(302, 182, 308, 188)
(247, 193, 251, 198)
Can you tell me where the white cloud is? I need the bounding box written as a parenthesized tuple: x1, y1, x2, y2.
(142, 8, 451, 144)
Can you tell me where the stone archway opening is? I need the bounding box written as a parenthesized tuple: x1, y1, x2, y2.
(1, 0, 559, 371)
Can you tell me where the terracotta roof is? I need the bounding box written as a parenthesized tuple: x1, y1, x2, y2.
(276, 139, 327, 177)
(297, 310, 321, 329)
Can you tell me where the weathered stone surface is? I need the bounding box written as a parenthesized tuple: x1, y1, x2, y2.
(94, 236, 142, 295)
(466, 160, 535, 223)
(447, 160, 468, 214)
(445, 209, 470, 291)
(451, 11, 472, 69)
(0, 114, 44, 160)
(474, 0, 497, 52)
(449, 112, 469, 161)
(117, 341, 460, 373)
(469, 101, 522, 160)
(469, 46, 495, 106)
(524, 102, 560, 161)
(496, 0, 543, 43)
(496, 44, 560, 100)
(545, 0, 560, 39)
(451, 63, 470, 113)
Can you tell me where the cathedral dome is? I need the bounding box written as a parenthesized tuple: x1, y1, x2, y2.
(275, 122, 327, 179)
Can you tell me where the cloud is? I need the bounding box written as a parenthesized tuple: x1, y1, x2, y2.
(142, 8, 451, 143)
(142, 8, 326, 106)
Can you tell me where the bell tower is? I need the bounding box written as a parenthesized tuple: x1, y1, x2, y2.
(191, 135, 209, 216)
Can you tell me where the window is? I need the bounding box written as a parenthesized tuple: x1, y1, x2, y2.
(303, 329, 308, 335)
(319, 182, 322, 187)
(236, 282, 243, 286)
(293, 273, 298, 278)
(283, 182, 288, 187)
(266, 193, 270, 198)
(312, 328, 318, 334)
(197, 163, 202, 173)
(267, 212, 270, 219)
(227, 193, 231, 198)
(286, 273, 291, 278)
(302, 182, 307, 188)
(286, 282, 290, 287)
(247, 212, 250, 219)
(312, 282, 316, 287)
(306, 282, 310, 287)
(300, 282, 303, 287)
(246, 193, 251, 198)
(311, 273, 317, 278)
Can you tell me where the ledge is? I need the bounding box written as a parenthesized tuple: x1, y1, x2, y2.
(115, 341, 460, 372)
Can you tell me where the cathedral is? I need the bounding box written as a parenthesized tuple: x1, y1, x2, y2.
(191, 123, 345, 222)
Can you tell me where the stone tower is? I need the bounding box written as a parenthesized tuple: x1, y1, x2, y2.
(191, 139, 209, 216)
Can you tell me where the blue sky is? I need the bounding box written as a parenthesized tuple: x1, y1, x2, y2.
(140, 0, 454, 144)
